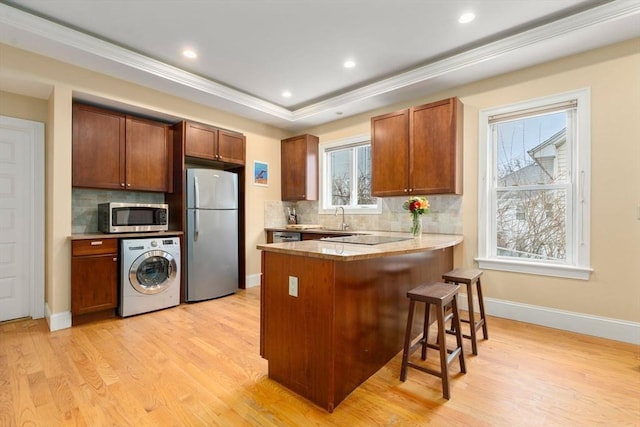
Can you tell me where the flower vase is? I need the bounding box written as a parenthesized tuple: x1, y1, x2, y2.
(411, 215, 422, 237)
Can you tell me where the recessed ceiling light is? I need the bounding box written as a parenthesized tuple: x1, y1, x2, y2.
(282, 90, 292, 98)
(183, 49, 198, 59)
(458, 12, 475, 24)
(344, 60, 356, 69)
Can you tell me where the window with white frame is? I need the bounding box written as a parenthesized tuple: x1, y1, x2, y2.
(477, 89, 592, 280)
(319, 135, 381, 214)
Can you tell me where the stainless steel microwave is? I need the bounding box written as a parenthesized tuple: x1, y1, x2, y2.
(98, 202, 168, 233)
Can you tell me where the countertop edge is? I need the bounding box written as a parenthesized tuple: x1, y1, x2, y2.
(70, 231, 184, 240)
(264, 227, 367, 235)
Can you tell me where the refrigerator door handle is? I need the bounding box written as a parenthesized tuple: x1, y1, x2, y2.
(194, 176, 200, 209)
(194, 210, 199, 241)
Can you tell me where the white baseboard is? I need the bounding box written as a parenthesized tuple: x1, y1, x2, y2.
(45, 303, 72, 331)
(457, 293, 640, 345)
(245, 273, 261, 288)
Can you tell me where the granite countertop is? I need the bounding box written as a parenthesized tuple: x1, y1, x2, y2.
(257, 231, 463, 261)
(70, 230, 184, 240)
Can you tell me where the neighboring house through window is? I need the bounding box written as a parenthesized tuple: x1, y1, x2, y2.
(319, 134, 381, 214)
(477, 89, 592, 280)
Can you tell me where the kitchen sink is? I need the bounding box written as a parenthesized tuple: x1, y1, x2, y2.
(320, 235, 412, 245)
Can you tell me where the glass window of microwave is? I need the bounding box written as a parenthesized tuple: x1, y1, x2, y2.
(115, 207, 155, 226)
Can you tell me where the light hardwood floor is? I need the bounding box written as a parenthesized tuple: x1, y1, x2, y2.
(1, 287, 639, 426)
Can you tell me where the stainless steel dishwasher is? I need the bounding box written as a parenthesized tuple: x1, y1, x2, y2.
(272, 231, 302, 242)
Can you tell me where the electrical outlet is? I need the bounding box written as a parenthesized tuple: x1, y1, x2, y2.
(288, 276, 298, 297)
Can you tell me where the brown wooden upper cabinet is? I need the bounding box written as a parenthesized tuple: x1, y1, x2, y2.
(184, 121, 245, 165)
(281, 134, 319, 201)
(72, 103, 172, 192)
(371, 97, 463, 196)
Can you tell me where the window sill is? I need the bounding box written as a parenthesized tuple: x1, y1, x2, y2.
(475, 257, 593, 280)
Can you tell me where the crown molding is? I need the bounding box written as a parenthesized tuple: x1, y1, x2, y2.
(292, 0, 640, 120)
(1, 1, 639, 127)
(0, 3, 293, 120)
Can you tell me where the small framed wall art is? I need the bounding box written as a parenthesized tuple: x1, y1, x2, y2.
(253, 160, 269, 186)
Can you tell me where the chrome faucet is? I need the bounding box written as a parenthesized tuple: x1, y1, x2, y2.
(335, 206, 349, 231)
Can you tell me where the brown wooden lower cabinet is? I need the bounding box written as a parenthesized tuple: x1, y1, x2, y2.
(71, 238, 118, 324)
(260, 247, 453, 412)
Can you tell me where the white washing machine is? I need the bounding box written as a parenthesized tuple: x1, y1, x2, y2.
(120, 236, 181, 317)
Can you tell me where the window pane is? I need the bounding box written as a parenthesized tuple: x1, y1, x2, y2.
(322, 138, 380, 212)
(496, 188, 567, 261)
(495, 111, 569, 187)
(330, 149, 351, 205)
(356, 145, 375, 205)
(478, 89, 590, 279)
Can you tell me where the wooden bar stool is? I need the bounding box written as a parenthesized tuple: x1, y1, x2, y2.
(400, 282, 466, 400)
(442, 268, 488, 355)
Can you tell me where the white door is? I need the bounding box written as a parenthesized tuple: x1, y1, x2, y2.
(0, 116, 44, 322)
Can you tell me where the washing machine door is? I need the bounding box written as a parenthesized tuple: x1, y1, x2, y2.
(129, 250, 177, 295)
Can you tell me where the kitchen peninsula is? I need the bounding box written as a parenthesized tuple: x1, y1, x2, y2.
(257, 232, 462, 412)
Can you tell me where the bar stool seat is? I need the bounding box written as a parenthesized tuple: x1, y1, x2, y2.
(442, 268, 488, 355)
(400, 282, 466, 400)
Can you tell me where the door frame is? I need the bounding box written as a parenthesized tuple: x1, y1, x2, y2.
(0, 115, 45, 320)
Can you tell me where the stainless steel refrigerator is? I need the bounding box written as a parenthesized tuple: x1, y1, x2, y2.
(185, 168, 238, 301)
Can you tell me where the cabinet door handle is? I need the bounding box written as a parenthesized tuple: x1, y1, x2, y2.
(120, 183, 125, 187)
(404, 189, 408, 193)
(127, 183, 131, 187)
(90, 241, 103, 246)
(112, 257, 117, 262)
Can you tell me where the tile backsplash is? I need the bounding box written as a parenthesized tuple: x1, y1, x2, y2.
(72, 189, 164, 233)
(74, 191, 462, 234)
(265, 195, 462, 235)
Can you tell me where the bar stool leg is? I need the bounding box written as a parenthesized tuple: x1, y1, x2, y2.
(400, 299, 416, 382)
(466, 283, 478, 355)
(421, 303, 430, 360)
(451, 297, 466, 374)
(477, 278, 489, 339)
(436, 302, 450, 399)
